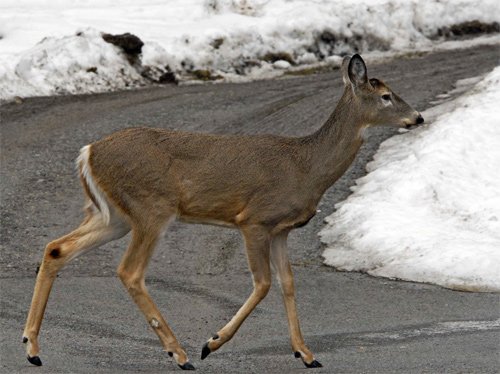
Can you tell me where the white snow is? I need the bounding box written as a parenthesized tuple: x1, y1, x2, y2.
(1, 0, 499, 100)
(320, 67, 500, 292)
(0, 29, 144, 99)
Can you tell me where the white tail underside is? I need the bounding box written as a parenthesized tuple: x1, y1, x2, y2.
(77, 145, 111, 225)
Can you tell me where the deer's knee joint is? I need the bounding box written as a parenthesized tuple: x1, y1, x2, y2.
(117, 269, 144, 294)
(279, 278, 295, 297)
(117, 269, 134, 286)
(125, 279, 144, 295)
(117, 266, 132, 283)
(254, 279, 271, 298)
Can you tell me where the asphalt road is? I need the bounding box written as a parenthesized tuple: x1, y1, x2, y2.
(1, 44, 499, 373)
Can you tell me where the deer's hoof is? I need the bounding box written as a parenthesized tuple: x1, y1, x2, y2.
(201, 342, 211, 360)
(304, 359, 323, 368)
(178, 362, 195, 370)
(27, 355, 42, 366)
(201, 334, 219, 360)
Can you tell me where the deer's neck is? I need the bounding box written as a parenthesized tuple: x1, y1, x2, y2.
(301, 90, 367, 195)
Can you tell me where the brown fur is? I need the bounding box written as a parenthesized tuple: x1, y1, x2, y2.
(23, 55, 422, 369)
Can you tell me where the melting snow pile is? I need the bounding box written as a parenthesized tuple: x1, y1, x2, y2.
(0, 30, 145, 100)
(1, 0, 500, 100)
(320, 67, 500, 292)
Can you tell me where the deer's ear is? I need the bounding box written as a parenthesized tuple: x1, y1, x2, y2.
(348, 54, 368, 87)
(341, 55, 352, 86)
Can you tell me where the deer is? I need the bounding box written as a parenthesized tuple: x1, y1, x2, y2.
(22, 54, 423, 370)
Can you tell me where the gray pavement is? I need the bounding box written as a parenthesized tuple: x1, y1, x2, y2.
(1, 44, 499, 373)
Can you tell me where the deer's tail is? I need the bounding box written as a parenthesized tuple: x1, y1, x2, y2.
(76, 145, 111, 225)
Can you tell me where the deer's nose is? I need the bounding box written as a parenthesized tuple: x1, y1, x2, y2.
(416, 114, 424, 125)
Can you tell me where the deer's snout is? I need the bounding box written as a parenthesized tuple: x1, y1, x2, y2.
(404, 112, 424, 129)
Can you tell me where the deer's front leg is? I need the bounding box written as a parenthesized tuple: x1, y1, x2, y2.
(270, 232, 322, 368)
(201, 224, 272, 359)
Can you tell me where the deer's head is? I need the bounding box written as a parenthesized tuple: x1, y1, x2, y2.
(342, 54, 424, 129)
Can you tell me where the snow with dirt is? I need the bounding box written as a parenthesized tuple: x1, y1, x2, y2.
(0, 0, 499, 99)
(320, 67, 500, 292)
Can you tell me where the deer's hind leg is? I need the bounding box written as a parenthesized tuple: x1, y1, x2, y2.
(23, 205, 130, 366)
(116, 214, 195, 370)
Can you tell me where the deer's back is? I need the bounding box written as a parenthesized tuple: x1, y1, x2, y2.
(88, 127, 314, 227)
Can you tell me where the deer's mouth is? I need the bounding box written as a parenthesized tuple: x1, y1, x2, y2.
(404, 123, 419, 130)
(403, 114, 424, 129)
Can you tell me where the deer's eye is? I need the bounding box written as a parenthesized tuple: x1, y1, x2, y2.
(381, 94, 391, 101)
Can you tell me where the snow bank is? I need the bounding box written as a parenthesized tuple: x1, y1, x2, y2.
(320, 67, 500, 292)
(1, 0, 499, 100)
(0, 30, 146, 99)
